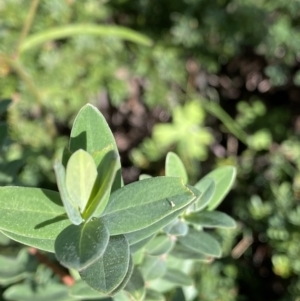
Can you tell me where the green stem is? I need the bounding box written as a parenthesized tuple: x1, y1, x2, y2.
(15, 0, 40, 58)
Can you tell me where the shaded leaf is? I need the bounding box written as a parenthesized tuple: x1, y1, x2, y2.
(145, 289, 165, 301)
(54, 161, 83, 225)
(0, 187, 70, 252)
(124, 268, 145, 301)
(69, 104, 122, 192)
(69, 281, 111, 300)
(170, 244, 209, 261)
(66, 149, 97, 213)
(80, 235, 130, 294)
(83, 150, 118, 221)
(55, 218, 109, 270)
(102, 177, 196, 235)
(185, 211, 236, 228)
(193, 177, 215, 212)
(165, 152, 188, 184)
(178, 228, 222, 257)
(163, 268, 193, 286)
(163, 218, 188, 236)
(140, 255, 166, 281)
(130, 235, 154, 254)
(145, 235, 174, 256)
(199, 166, 236, 210)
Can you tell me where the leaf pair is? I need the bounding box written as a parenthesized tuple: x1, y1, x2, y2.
(54, 149, 118, 225)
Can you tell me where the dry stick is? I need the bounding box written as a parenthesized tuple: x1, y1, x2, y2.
(28, 247, 75, 286)
(14, 0, 40, 58)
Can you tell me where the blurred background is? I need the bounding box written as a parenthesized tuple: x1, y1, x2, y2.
(1, 0, 300, 300)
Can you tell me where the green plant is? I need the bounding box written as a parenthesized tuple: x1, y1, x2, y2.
(0, 104, 236, 301)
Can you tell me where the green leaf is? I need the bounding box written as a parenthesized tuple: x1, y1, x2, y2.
(124, 268, 145, 301)
(130, 235, 154, 254)
(170, 244, 208, 261)
(125, 195, 199, 245)
(55, 218, 109, 270)
(69, 281, 112, 300)
(178, 228, 222, 257)
(80, 235, 130, 294)
(102, 177, 196, 235)
(144, 289, 165, 301)
(184, 211, 236, 228)
(163, 268, 193, 286)
(65, 149, 97, 213)
(163, 218, 188, 236)
(165, 152, 188, 184)
(83, 150, 118, 221)
(0, 187, 70, 252)
(69, 104, 122, 192)
(145, 235, 174, 256)
(62, 147, 72, 168)
(54, 161, 83, 225)
(3, 283, 73, 301)
(200, 166, 236, 210)
(193, 177, 215, 212)
(109, 256, 134, 295)
(20, 24, 153, 53)
(0, 249, 35, 285)
(139, 174, 152, 180)
(140, 255, 166, 281)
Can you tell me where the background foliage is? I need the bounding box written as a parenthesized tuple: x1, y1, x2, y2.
(1, 0, 300, 300)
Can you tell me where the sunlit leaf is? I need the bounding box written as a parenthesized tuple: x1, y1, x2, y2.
(193, 177, 215, 212)
(66, 149, 98, 213)
(165, 152, 188, 184)
(55, 218, 109, 270)
(102, 177, 196, 235)
(54, 161, 83, 225)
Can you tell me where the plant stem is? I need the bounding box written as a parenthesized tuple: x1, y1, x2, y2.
(14, 0, 40, 58)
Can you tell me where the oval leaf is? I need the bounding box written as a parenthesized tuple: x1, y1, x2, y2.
(145, 235, 174, 256)
(193, 177, 215, 212)
(80, 235, 130, 294)
(140, 255, 166, 281)
(66, 149, 97, 213)
(163, 218, 188, 236)
(102, 177, 196, 235)
(184, 211, 236, 228)
(124, 267, 145, 301)
(163, 268, 193, 286)
(69, 104, 122, 192)
(170, 244, 209, 261)
(197, 166, 236, 211)
(165, 152, 188, 184)
(178, 228, 222, 257)
(0, 187, 70, 252)
(55, 218, 109, 270)
(54, 161, 83, 225)
(69, 281, 111, 300)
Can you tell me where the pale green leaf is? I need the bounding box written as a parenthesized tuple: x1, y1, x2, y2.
(124, 268, 145, 301)
(80, 235, 130, 294)
(178, 228, 222, 257)
(54, 161, 83, 225)
(163, 218, 188, 236)
(83, 150, 118, 221)
(193, 177, 215, 212)
(145, 235, 174, 256)
(170, 244, 208, 261)
(165, 152, 188, 184)
(201, 166, 236, 210)
(163, 268, 193, 286)
(66, 149, 97, 213)
(130, 236, 154, 254)
(20, 24, 153, 54)
(102, 177, 196, 235)
(0, 187, 70, 252)
(140, 255, 166, 281)
(144, 289, 165, 301)
(55, 218, 109, 270)
(69, 281, 111, 300)
(184, 211, 236, 228)
(69, 104, 122, 192)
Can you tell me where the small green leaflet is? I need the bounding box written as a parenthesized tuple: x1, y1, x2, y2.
(53, 161, 83, 225)
(65, 149, 98, 213)
(165, 152, 188, 184)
